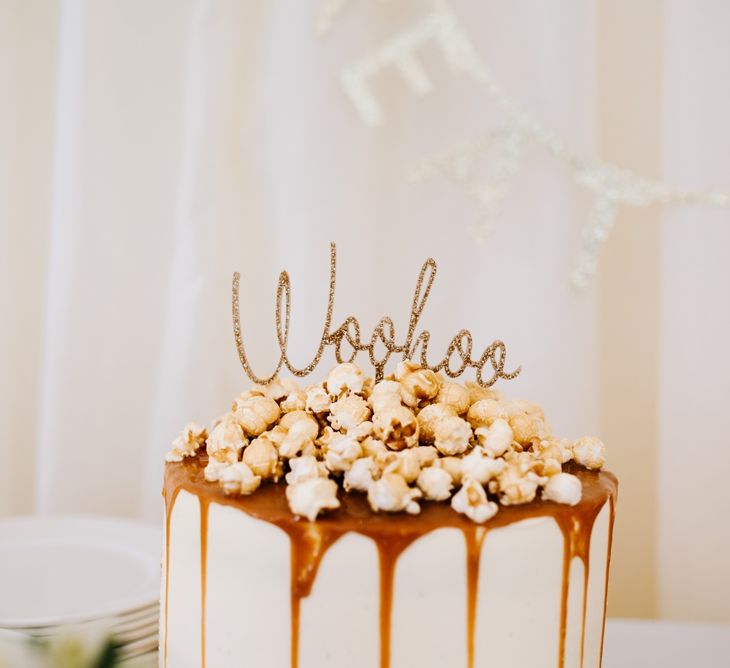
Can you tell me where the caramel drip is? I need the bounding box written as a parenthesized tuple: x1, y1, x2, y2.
(163, 457, 617, 668)
(162, 485, 181, 668)
(599, 496, 617, 667)
(199, 498, 209, 668)
(370, 535, 418, 668)
(280, 524, 345, 668)
(553, 490, 610, 667)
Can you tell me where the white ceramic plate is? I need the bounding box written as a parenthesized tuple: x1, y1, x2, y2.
(0, 516, 161, 628)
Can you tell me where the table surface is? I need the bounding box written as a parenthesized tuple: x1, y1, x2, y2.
(603, 618, 730, 667)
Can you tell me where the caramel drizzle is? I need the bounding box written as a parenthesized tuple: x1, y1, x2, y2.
(162, 485, 181, 668)
(231, 243, 521, 387)
(163, 458, 617, 668)
(199, 498, 209, 668)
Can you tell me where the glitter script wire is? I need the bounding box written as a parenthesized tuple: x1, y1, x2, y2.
(232, 243, 521, 388)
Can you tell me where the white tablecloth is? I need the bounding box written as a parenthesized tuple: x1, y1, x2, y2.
(603, 618, 730, 667)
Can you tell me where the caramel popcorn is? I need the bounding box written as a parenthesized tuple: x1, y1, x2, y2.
(286, 477, 340, 521)
(206, 417, 247, 458)
(324, 433, 363, 472)
(166, 423, 208, 462)
(433, 415, 472, 456)
(369, 380, 402, 413)
(397, 360, 440, 407)
(475, 418, 513, 458)
(328, 394, 371, 431)
(326, 362, 366, 397)
(416, 466, 453, 501)
(572, 436, 606, 470)
(234, 395, 281, 437)
(167, 360, 608, 523)
(368, 473, 422, 514)
(467, 399, 507, 429)
(542, 472, 582, 506)
(373, 405, 419, 451)
(219, 462, 261, 495)
(460, 449, 505, 485)
(451, 480, 498, 524)
(436, 381, 470, 415)
(496, 464, 545, 506)
(285, 455, 328, 485)
(344, 456, 377, 492)
(417, 403, 456, 444)
(305, 385, 330, 414)
(384, 449, 422, 484)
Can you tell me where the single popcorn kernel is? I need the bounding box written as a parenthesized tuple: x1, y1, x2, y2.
(219, 462, 261, 495)
(509, 411, 544, 445)
(368, 473, 422, 514)
(497, 464, 545, 506)
(206, 417, 247, 458)
(467, 399, 507, 429)
(286, 477, 340, 521)
(417, 403, 457, 444)
(417, 466, 453, 501)
(384, 449, 422, 484)
(234, 395, 281, 437)
(243, 436, 280, 480)
(305, 385, 330, 414)
(436, 381, 470, 415)
(344, 457, 377, 492)
(439, 456, 464, 485)
(397, 360, 440, 407)
(433, 415, 472, 456)
(328, 394, 371, 431)
(166, 423, 208, 462)
(460, 449, 505, 485)
(373, 405, 419, 451)
(324, 433, 362, 472)
(369, 380, 402, 413)
(465, 381, 502, 406)
(572, 436, 606, 470)
(285, 455, 328, 486)
(451, 479, 498, 524)
(543, 472, 582, 506)
(475, 418, 513, 458)
(326, 362, 366, 397)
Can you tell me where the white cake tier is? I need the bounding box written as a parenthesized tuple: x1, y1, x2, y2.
(160, 464, 616, 668)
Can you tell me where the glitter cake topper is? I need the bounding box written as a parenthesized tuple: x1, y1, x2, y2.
(232, 243, 521, 388)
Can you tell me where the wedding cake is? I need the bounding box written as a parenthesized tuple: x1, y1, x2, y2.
(160, 246, 617, 668)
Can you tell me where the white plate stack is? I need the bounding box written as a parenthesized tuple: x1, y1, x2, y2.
(0, 516, 161, 667)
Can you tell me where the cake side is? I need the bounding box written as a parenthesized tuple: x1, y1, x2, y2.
(161, 456, 617, 668)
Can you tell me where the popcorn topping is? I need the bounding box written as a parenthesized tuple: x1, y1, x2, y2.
(167, 360, 607, 523)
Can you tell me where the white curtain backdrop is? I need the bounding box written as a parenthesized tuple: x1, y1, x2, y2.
(0, 0, 728, 623)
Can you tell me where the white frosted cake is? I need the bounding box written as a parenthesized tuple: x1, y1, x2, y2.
(160, 361, 617, 668)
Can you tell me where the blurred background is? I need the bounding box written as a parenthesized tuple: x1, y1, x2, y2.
(0, 0, 728, 627)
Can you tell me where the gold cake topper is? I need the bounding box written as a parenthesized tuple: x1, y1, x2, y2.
(232, 243, 521, 388)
